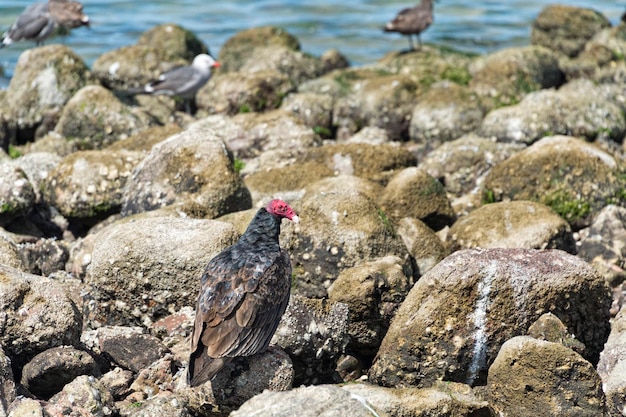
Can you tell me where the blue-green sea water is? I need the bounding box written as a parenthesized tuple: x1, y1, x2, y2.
(0, 1, 623, 88)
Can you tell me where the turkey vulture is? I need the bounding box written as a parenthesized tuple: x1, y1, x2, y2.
(384, 0, 434, 51)
(188, 199, 299, 386)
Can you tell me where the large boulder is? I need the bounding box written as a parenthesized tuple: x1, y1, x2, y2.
(369, 248, 611, 388)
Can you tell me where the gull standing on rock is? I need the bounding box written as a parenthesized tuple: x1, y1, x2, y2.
(1, 0, 89, 48)
(383, 0, 434, 51)
(132, 54, 221, 114)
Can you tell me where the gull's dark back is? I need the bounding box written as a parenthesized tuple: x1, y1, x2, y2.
(384, 0, 434, 50)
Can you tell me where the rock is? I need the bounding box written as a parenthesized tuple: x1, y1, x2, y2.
(123, 392, 190, 417)
(343, 381, 494, 417)
(41, 149, 143, 220)
(379, 167, 456, 231)
(17, 237, 68, 277)
(369, 248, 611, 388)
(487, 336, 605, 417)
(273, 296, 349, 385)
(196, 110, 322, 176)
(419, 134, 524, 199)
(130, 354, 179, 398)
(0, 163, 36, 226)
(446, 201, 576, 253)
(280, 92, 334, 134)
(483, 135, 625, 227)
(327, 256, 414, 361)
(0, 264, 82, 365)
(54, 85, 154, 149)
(121, 123, 251, 218)
(0, 346, 16, 417)
(531, 5, 611, 58)
(577, 205, 626, 287)
(409, 82, 486, 146)
(469, 46, 564, 108)
(106, 124, 182, 153)
(92, 326, 169, 373)
(92, 24, 208, 91)
(527, 312, 586, 354)
(0, 45, 92, 143)
(197, 69, 295, 115)
(0, 230, 23, 270)
(230, 384, 377, 417)
(479, 79, 626, 144)
(11, 152, 61, 202)
(303, 142, 417, 185)
(289, 175, 410, 298)
(83, 217, 239, 326)
(332, 73, 418, 140)
(396, 217, 447, 276)
(48, 375, 116, 417)
(345, 126, 390, 145)
(99, 367, 134, 400)
(597, 309, 626, 384)
(20, 346, 98, 400)
(604, 360, 626, 417)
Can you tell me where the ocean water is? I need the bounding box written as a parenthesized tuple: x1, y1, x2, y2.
(0, 0, 623, 88)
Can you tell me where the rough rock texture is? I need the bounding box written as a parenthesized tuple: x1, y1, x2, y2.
(48, 375, 115, 417)
(0, 346, 16, 417)
(121, 123, 251, 218)
(379, 167, 456, 231)
(55, 85, 154, 149)
(597, 309, 626, 403)
(230, 384, 378, 417)
(327, 256, 414, 361)
(479, 80, 626, 144)
(531, 5, 612, 57)
(396, 217, 447, 277)
(92, 24, 208, 91)
(483, 135, 625, 227)
(410, 82, 486, 146)
(20, 346, 98, 400)
(487, 336, 605, 417)
(84, 217, 239, 326)
(469, 46, 564, 108)
(447, 200, 576, 253)
(273, 296, 349, 386)
(11, 152, 61, 202)
(527, 312, 586, 354)
(0, 164, 36, 226)
(41, 149, 143, 219)
(289, 176, 410, 298)
(280, 92, 334, 134)
(0, 264, 82, 366)
(0, 230, 23, 269)
(0, 45, 93, 143)
(369, 248, 611, 388)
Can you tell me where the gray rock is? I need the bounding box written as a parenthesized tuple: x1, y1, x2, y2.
(230, 384, 378, 417)
(280, 92, 334, 134)
(578, 205, 626, 288)
(54, 85, 154, 149)
(598, 309, 626, 384)
(531, 4, 611, 58)
(17, 237, 69, 277)
(83, 216, 239, 326)
(121, 123, 251, 218)
(487, 336, 605, 417)
(289, 175, 410, 298)
(94, 326, 169, 373)
(327, 256, 414, 361)
(20, 346, 98, 400)
(479, 79, 626, 144)
(99, 367, 134, 400)
(483, 135, 625, 227)
(49, 375, 115, 417)
(0, 45, 92, 142)
(410, 82, 486, 146)
(447, 201, 576, 253)
(0, 230, 23, 270)
(0, 264, 82, 364)
(527, 312, 586, 354)
(604, 360, 626, 417)
(0, 346, 16, 417)
(129, 353, 179, 398)
(343, 381, 494, 417)
(0, 163, 36, 226)
(92, 24, 207, 91)
(379, 167, 456, 231)
(11, 152, 61, 202)
(273, 296, 349, 385)
(369, 248, 611, 388)
(124, 393, 190, 417)
(41, 149, 143, 219)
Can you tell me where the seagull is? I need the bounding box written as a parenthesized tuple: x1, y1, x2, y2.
(131, 54, 221, 114)
(1, 0, 89, 48)
(383, 0, 434, 51)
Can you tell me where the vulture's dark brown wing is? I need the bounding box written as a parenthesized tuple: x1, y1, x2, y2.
(188, 246, 291, 385)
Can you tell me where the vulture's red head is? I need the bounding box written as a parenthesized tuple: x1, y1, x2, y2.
(266, 199, 299, 223)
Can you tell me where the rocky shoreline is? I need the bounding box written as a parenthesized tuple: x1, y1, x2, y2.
(0, 4, 625, 417)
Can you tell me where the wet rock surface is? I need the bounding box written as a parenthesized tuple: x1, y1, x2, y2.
(0, 8, 624, 416)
